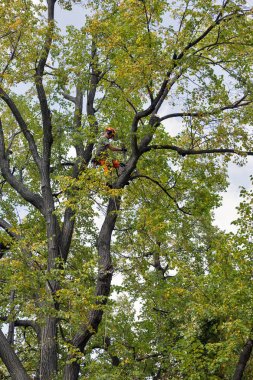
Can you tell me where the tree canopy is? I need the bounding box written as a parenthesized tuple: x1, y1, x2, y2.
(0, 0, 253, 379)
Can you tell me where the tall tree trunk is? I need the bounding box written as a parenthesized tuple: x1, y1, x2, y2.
(63, 196, 120, 380)
(40, 317, 58, 380)
(39, 182, 60, 378)
(233, 339, 253, 380)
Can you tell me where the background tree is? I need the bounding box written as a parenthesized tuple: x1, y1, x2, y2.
(0, 0, 253, 379)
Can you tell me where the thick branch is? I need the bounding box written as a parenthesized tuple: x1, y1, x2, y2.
(0, 218, 19, 239)
(37, 0, 56, 76)
(115, 154, 140, 188)
(62, 90, 84, 170)
(35, 0, 56, 172)
(0, 219, 20, 258)
(153, 68, 185, 115)
(143, 145, 253, 157)
(83, 40, 100, 164)
(0, 329, 31, 380)
(63, 92, 76, 104)
(58, 91, 83, 264)
(0, 317, 41, 338)
(0, 119, 44, 212)
(233, 339, 253, 380)
(91, 337, 121, 366)
(58, 93, 84, 263)
(74, 87, 85, 161)
(60, 207, 75, 262)
(35, 76, 53, 165)
(104, 336, 121, 366)
(7, 290, 15, 345)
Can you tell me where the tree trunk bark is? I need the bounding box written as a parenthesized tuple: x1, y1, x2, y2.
(233, 339, 253, 380)
(40, 317, 58, 380)
(39, 181, 60, 378)
(63, 196, 120, 380)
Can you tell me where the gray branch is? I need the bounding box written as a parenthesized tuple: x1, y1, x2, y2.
(0, 119, 44, 213)
(143, 145, 253, 157)
(0, 218, 20, 239)
(0, 88, 41, 168)
(0, 329, 31, 380)
(233, 339, 253, 380)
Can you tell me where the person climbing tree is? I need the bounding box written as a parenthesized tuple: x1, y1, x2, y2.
(92, 127, 127, 174)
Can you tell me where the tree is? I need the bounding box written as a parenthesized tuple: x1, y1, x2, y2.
(0, 0, 253, 379)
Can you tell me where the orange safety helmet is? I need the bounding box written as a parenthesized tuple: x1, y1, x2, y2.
(105, 127, 116, 137)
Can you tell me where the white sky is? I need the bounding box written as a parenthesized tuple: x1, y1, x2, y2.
(214, 159, 253, 232)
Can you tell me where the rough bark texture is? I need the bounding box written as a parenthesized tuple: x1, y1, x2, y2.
(233, 339, 253, 380)
(0, 330, 31, 380)
(40, 317, 58, 380)
(63, 196, 120, 379)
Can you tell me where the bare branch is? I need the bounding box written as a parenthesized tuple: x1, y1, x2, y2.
(7, 130, 22, 152)
(176, 4, 245, 61)
(0, 88, 41, 168)
(1, 32, 22, 81)
(102, 77, 139, 114)
(137, 2, 248, 127)
(143, 144, 253, 158)
(0, 30, 16, 40)
(0, 118, 44, 213)
(154, 68, 185, 115)
(130, 174, 191, 215)
(159, 95, 252, 122)
(176, 0, 190, 40)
